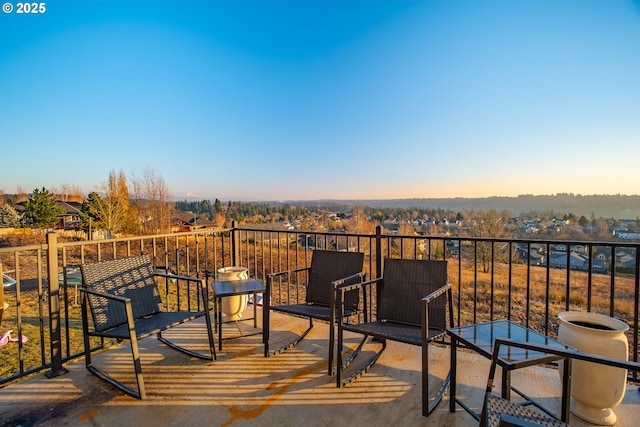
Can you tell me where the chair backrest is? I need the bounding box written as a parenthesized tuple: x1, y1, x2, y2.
(81, 255, 164, 332)
(305, 250, 365, 309)
(378, 258, 448, 328)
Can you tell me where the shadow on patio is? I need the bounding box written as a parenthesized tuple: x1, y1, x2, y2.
(0, 310, 638, 426)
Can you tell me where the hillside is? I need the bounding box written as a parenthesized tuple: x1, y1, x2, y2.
(281, 194, 640, 220)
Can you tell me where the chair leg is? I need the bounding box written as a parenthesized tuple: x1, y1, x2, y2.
(330, 327, 367, 377)
(81, 293, 93, 370)
(127, 311, 147, 399)
(81, 292, 146, 399)
(328, 323, 334, 376)
(204, 304, 217, 361)
(87, 322, 146, 400)
(422, 342, 450, 416)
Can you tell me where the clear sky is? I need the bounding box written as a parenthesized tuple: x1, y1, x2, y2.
(1, 0, 639, 201)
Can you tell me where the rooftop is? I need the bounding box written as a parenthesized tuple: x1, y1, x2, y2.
(1, 311, 638, 427)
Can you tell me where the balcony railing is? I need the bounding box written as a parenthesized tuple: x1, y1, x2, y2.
(1, 223, 638, 386)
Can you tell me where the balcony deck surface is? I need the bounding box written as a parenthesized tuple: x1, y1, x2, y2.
(1, 310, 638, 427)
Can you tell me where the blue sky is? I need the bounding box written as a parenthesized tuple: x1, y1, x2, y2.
(1, 0, 639, 201)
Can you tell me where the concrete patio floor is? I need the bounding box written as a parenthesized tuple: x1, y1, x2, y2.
(1, 310, 638, 427)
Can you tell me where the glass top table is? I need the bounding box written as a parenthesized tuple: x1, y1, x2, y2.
(210, 278, 267, 352)
(447, 320, 572, 421)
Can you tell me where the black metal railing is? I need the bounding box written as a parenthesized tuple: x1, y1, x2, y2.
(0, 223, 638, 386)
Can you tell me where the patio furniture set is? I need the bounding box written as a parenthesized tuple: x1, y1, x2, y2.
(79, 251, 640, 425)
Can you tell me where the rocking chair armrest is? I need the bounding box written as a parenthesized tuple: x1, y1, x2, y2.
(492, 338, 640, 376)
(338, 276, 381, 293)
(331, 272, 367, 319)
(332, 271, 366, 288)
(79, 287, 136, 333)
(422, 283, 454, 334)
(422, 282, 452, 303)
(334, 275, 377, 325)
(79, 287, 131, 304)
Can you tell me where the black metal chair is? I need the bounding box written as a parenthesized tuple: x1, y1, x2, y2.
(80, 255, 215, 399)
(336, 258, 453, 417)
(481, 338, 640, 427)
(264, 250, 365, 375)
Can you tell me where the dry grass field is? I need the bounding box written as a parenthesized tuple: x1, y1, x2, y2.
(452, 259, 636, 339)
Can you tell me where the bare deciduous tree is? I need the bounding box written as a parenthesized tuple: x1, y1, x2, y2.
(131, 168, 172, 234)
(463, 209, 510, 272)
(396, 221, 417, 259)
(58, 183, 84, 203)
(214, 211, 226, 227)
(348, 206, 376, 234)
(13, 186, 28, 203)
(58, 184, 69, 201)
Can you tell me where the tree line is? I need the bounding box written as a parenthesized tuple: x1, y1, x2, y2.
(174, 199, 310, 223)
(2, 175, 638, 246)
(0, 169, 171, 238)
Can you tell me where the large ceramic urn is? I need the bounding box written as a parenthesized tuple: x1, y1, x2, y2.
(217, 266, 249, 321)
(557, 311, 629, 425)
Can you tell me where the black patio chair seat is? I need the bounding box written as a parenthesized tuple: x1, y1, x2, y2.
(80, 255, 215, 400)
(336, 258, 453, 417)
(343, 319, 445, 345)
(264, 250, 365, 375)
(485, 394, 568, 427)
(94, 311, 207, 339)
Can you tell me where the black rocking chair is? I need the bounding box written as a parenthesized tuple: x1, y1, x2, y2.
(80, 255, 215, 399)
(264, 250, 365, 375)
(336, 258, 453, 417)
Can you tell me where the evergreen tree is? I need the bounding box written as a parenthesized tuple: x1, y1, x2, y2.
(22, 187, 64, 228)
(0, 204, 21, 227)
(79, 192, 105, 232)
